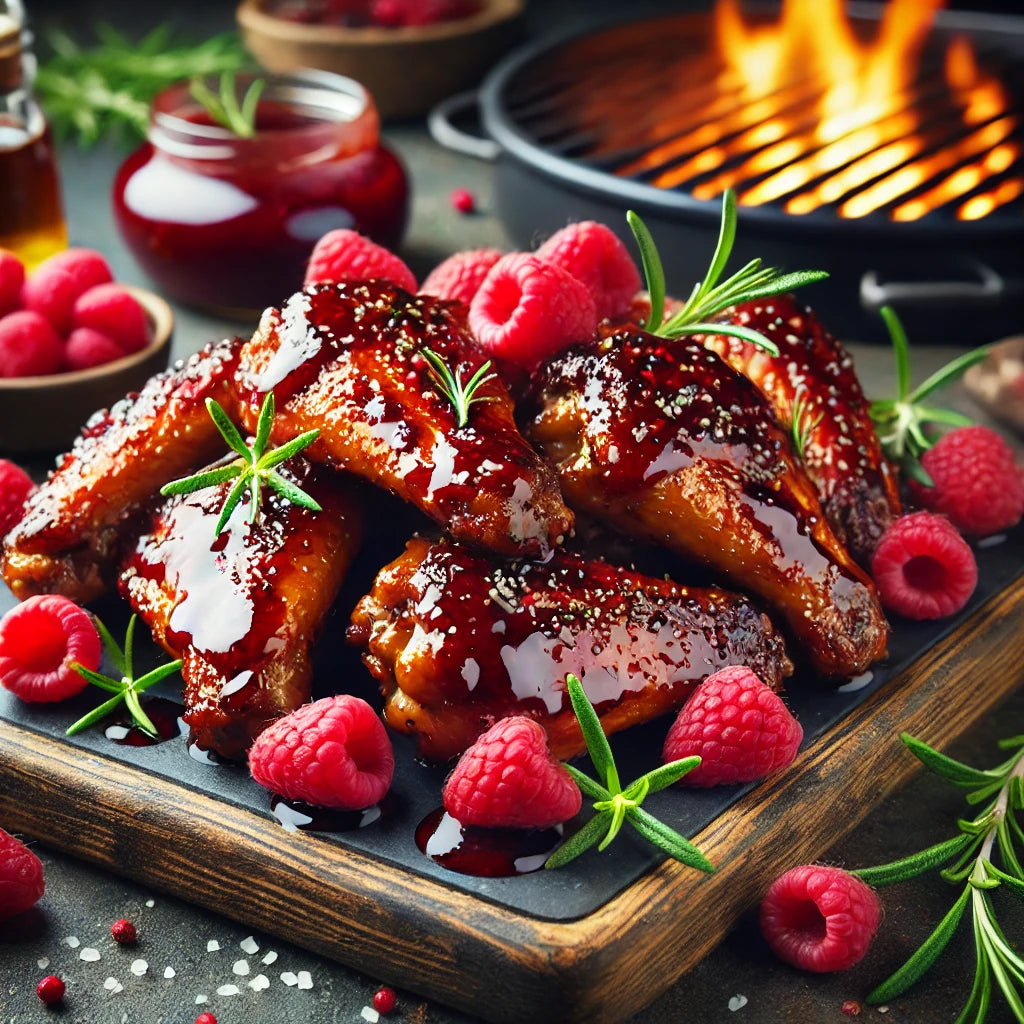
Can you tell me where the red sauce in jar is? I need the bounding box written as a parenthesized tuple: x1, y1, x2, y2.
(112, 72, 408, 316)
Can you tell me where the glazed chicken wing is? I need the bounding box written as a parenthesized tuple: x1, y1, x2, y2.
(120, 456, 361, 760)
(700, 295, 901, 564)
(234, 282, 573, 558)
(349, 536, 792, 763)
(1, 338, 243, 604)
(525, 326, 889, 679)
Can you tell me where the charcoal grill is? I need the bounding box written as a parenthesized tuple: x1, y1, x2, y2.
(438, 3, 1024, 344)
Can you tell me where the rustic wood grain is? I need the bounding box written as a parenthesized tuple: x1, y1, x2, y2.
(1, 576, 1022, 1024)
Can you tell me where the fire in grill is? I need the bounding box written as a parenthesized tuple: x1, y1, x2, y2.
(501, 1, 1023, 225)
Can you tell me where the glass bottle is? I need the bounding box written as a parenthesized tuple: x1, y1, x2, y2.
(0, 12, 67, 268)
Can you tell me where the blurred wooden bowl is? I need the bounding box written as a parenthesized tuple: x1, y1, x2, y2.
(0, 286, 174, 456)
(236, 0, 525, 120)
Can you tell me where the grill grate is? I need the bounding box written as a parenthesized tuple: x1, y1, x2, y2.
(499, 12, 1024, 224)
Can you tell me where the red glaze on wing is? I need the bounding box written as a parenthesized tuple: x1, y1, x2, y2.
(526, 325, 889, 679)
(120, 457, 361, 760)
(348, 536, 792, 763)
(234, 282, 573, 558)
(1, 338, 243, 603)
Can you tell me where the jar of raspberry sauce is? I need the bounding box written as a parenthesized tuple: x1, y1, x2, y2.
(113, 70, 408, 316)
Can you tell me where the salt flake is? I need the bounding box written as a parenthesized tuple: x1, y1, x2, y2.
(80, 947, 101, 962)
(728, 995, 748, 1011)
(64, 936, 80, 949)
(130, 959, 148, 977)
(145, 899, 155, 908)
(216, 984, 240, 996)
(164, 966, 176, 979)
(37, 958, 49, 969)
(281, 971, 299, 987)
(232, 959, 250, 976)
(103, 977, 124, 994)
(361, 1008, 381, 1024)
(262, 950, 278, 966)
(297, 970, 313, 990)
(206, 939, 221, 952)
(249, 974, 270, 992)
(195, 994, 209, 1005)
(240, 935, 259, 955)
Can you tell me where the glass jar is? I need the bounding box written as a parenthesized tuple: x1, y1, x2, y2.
(113, 70, 409, 317)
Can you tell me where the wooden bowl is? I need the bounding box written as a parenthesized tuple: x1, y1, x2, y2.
(236, 0, 525, 120)
(0, 286, 174, 456)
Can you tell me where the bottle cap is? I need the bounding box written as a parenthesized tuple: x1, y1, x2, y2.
(0, 14, 21, 92)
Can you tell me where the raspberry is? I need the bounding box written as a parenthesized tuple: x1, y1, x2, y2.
(661, 666, 803, 787)
(40, 247, 114, 297)
(370, 0, 478, 25)
(536, 221, 642, 321)
(0, 594, 101, 703)
(0, 458, 36, 538)
(373, 986, 397, 1013)
(20, 267, 79, 335)
(909, 425, 1024, 535)
(450, 187, 475, 214)
(248, 695, 394, 810)
(0, 310, 63, 377)
(468, 253, 598, 374)
(442, 717, 582, 829)
(111, 918, 137, 944)
(195, 1014, 217, 1024)
(72, 284, 151, 355)
(304, 229, 417, 292)
(420, 248, 503, 308)
(871, 511, 977, 620)
(0, 249, 25, 315)
(36, 974, 65, 1004)
(65, 327, 128, 371)
(760, 864, 881, 972)
(0, 827, 45, 921)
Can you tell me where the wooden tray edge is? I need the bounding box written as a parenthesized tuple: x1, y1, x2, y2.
(1, 575, 1021, 1024)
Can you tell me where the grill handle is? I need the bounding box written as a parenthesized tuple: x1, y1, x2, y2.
(861, 263, 1007, 310)
(428, 91, 499, 162)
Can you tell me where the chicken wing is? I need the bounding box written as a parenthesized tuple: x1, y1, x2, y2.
(525, 326, 889, 678)
(2, 338, 243, 604)
(120, 456, 361, 760)
(348, 536, 792, 763)
(234, 282, 573, 558)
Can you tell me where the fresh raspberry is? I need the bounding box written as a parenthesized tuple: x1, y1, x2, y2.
(0, 249, 25, 315)
(908, 425, 1024, 535)
(0, 827, 45, 921)
(373, 986, 397, 1013)
(442, 717, 582, 829)
(304, 229, 417, 292)
(871, 511, 977, 620)
(111, 918, 137, 944)
(72, 284, 151, 355)
(20, 267, 79, 335)
(36, 974, 65, 1005)
(0, 458, 36, 538)
(370, 0, 479, 25)
(661, 666, 803, 787)
(194, 1014, 217, 1024)
(450, 187, 475, 214)
(65, 327, 128, 371)
(536, 221, 642, 321)
(0, 594, 102, 703)
(248, 695, 394, 810)
(0, 310, 63, 377)
(419, 248, 503, 308)
(37, 248, 113, 299)
(760, 864, 881, 972)
(469, 253, 598, 374)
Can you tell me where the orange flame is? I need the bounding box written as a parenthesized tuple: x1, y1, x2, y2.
(690, 0, 1018, 220)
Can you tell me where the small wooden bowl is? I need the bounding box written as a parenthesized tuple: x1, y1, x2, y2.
(0, 286, 174, 456)
(236, 0, 525, 120)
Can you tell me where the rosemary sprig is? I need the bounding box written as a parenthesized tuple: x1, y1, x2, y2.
(627, 190, 828, 356)
(35, 24, 250, 146)
(868, 306, 990, 486)
(421, 348, 497, 428)
(854, 733, 1024, 1022)
(189, 72, 265, 138)
(545, 674, 714, 872)
(68, 615, 182, 738)
(790, 385, 823, 459)
(160, 392, 321, 537)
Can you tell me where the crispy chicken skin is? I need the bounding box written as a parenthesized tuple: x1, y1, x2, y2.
(700, 295, 901, 565)
(235, 282, 573, 558)
(1, 338, 243, 604)
(348, 536, 792, 763)
(525, 326, 889, 679)
(120, 457, 361, 759)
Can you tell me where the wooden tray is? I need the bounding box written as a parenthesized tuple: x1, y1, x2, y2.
(1, 549, 1023, 1023)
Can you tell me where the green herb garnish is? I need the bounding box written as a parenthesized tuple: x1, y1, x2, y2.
(627, 190, 828, 356)
(855, 732, 1024, 1021)
(189, 72, 265, 139)
(790, 385, 823, 459)
(545, 674, 714, 872)
(868, 306, 989, 486)
(35, 24, 251, 146)
(68, 615, 182, 739)
(160, 392, 321, 537)
(421, 348, 497, 428)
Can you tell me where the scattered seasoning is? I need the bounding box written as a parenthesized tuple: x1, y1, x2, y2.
(111, 919, 137, 944)
(194, 994, 209, 1004)
(727, 994, 748, 1011)
(216, 983, 240, 996)
(373, 985, 397, 1014)
(450, 187, 475, 214)
(297, 970, 314, 990)
(64, 936, 81, 949)
(232, 959, 250, 976)
(36, 975, 65, 1005)
(842, 1001, 862, 1016)
(103, 977, 124, 994)
(129, 959, 148, 977)
(240, 935, 259, 955)
(164, 966, 176, 979)
(248, 974, 271, 992)
(261, 950, 278, 966)
(281, 971, 299, 987)
(361, 1008, 381, 1024)
(37, 957, 49, 969)
(80, 947, 101, 962)
(145, 898, 155, 908)
(206, 939, 221, 952)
